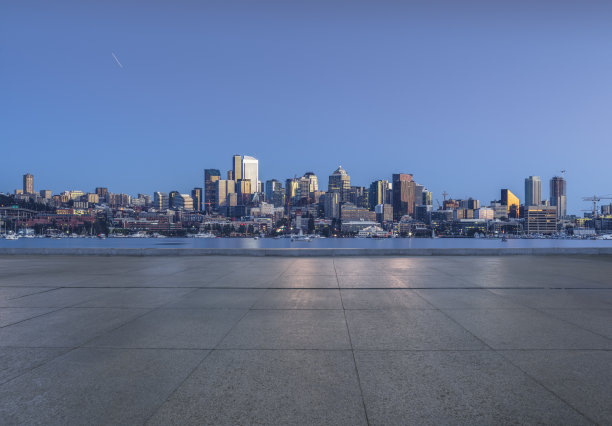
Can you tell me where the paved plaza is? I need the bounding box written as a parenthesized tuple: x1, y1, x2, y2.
(0, 255, 611, 425)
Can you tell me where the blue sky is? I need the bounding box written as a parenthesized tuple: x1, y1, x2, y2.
(2, 1, 612, 214)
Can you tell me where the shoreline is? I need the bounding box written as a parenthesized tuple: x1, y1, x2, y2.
(1, 247, 612, 256)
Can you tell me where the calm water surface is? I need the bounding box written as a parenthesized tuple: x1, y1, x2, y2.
(1, 237, 611, 249)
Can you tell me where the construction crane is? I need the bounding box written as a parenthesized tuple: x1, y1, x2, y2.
(441, 191, 449, 202)
(582, 195, 612, 219)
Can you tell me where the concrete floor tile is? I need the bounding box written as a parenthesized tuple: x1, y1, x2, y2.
(165, 289, 264, 309)
(271, 275, 339, 288)
(75, 288, 196, 308)
(542, 308, 612, 339)
(355, 350, 588, 425)
(0, 347, 69, 385)
(148, 350, 367, 426)
(87, 308, 246, 349)
(346, 310, 486, 350)
(0, 288, 124, 308)
(219, 310, 351, 349)
(444, 308, 612, 350)
(0, 307, 148, 347)
(500, 350, 612, 425)
(0, 307, 58, 327)
(341, 289, 434, 310)
(416, 289, 523, 309)
(0, 348, 208, 425)
(253, 289, 342, 309)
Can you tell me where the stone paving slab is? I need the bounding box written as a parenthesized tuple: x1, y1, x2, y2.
(0, 255, 610, 424)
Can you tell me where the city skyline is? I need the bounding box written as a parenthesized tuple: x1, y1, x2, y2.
(3, 2, 612, 214)
(6, 160, 577, 215)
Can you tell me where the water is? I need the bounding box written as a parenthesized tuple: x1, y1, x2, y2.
(1, 237, 612, 249)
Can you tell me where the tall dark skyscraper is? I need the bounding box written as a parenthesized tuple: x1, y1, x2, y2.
(392, 173, 416, 221)
(550, 176, 567, 218)
(191, 187, 202, 212)
(204, 169, 221, 213)
(23, 173, 33, 194)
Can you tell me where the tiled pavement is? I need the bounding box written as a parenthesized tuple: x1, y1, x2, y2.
(0, 255, 611, 425)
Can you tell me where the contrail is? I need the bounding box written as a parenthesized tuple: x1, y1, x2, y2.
(111, 52, 123, 68)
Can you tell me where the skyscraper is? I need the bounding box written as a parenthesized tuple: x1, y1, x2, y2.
(232, 155, 242, 181)
(153, 192, 169, 210)
(550, 176, 567, 218)
(23, 173, 33, 194)
(241, 156, 259, 193)
(369, 180, 389, 210)
(191, 187, 202, 212)
(328, 166, 351, 202)
(525, 176, 542, 207)
(501, 189, 519, 218)
(392, 173, 416, 220)
(265, 179, 284, 207)
(204, 169, 221, 213)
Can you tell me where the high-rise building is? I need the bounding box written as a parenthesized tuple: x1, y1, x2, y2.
(204, 169, 221, 213)
(174, 194, 194, 210)
(191, 188, 202, 212)
(328, 166, 351, 202)
(241, 156, 259, 193)
(23, 173, 34, 194)
(369, 180, 389, 211)
(392, 173, 416, 220)
(501, 189, 519, 218)
(525, 205, 557, 234)
(422, 190, 433, 206)
(216, 179, 236, 210)
(265, 179, 284, 208)
(95, 187, 108, 202)
(153, 192, 169, 210)
(525, 176, 542, 207)
(168, 191, 181, 209)
(285, 178, 299, 206)
(550, 176, 567, 218)
(323, 191, 340, 219)
(232, 155, 242, 181)
(39, 190, 52, 199)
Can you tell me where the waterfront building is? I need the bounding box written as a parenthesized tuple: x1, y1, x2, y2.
(474, 207, 495, 220)
(153, 192, 169, 210)
(191, 187, 202, 212)
(341, 220, 379, 234)
(524, 176, 542, 207)
(369, 180, 389, 211)
(550, 176, 567, 218)
(501, 189, 520, 218)
(23, 173, 34, 194)
(341, 203, 376, 221)
(204, 169, 221, 213)
(328, 166, 351, 202)
(525, 205, 557, 234)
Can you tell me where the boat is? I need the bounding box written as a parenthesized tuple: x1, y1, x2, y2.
(5, 233, 20, 240)
(291, 229, 311, 242)
(193, 232, 216, 238)
(596, 234, 612, 240)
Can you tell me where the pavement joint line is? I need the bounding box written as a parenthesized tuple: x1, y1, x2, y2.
(495, 350, 599, 424)
(143, 294, 259, 424)
(335, 258, 371, 426)
(5, 287, 61, 300)
(431, 303, 598, 423)
(0, 306, 65, 329)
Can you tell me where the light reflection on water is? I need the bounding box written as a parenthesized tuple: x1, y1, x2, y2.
(1, 237, 612, 249)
